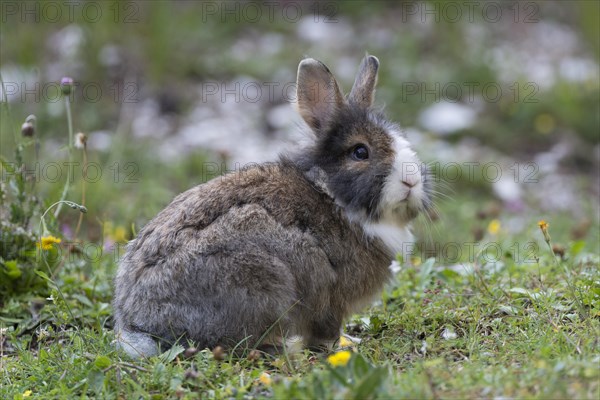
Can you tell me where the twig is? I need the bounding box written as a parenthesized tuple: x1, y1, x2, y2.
(118, 362, 150, 373)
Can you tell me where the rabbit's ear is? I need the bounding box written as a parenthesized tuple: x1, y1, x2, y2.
(349, 54, 379, 108)
(296, 58, 345, 132)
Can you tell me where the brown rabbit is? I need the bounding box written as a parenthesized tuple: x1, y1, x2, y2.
(113, 55, 431, 358)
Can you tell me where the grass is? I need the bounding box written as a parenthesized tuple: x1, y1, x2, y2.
(1, 158, 599, 397)
(2, 95, 597, 398)
(4, 120, 598, 399)
(1, 192, 598, 398)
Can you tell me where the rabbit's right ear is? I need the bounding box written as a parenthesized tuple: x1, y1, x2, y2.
(296, 58, 345, 132)
(349, 55, 379, 108)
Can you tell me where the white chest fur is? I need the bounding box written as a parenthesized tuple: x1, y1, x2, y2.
(361, 220, 414, 258)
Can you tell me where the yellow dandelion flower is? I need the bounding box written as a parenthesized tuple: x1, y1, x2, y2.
(104, 222, 128, 243)
(259, 372, 272, 386)
(113, 226, 127, 243)
(327, 350, 352, 367)
(338, 336, 353, 348)
(23, 390, 33, 397)
(538, 220, 551, 243)
(37, 235, 62, 250)
(487, 219, 501, 235)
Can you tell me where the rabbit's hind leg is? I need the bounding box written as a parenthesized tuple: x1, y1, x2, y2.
(305, 316, 343, 353)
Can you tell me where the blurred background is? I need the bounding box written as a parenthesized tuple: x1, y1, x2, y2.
(1, 0, 599, 261)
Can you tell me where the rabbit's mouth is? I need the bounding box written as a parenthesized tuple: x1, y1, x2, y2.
(405, 205, 420, 221)
(389, 201, 420, 222)
(368, 200, 420, 227)
(373, 189, 423, 224)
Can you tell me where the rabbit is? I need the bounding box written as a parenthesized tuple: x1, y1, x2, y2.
(113, 54, 432, 358)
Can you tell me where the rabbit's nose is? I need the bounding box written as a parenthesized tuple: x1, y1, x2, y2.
(402, 173, 420, 188)
(399, 162, 421, 189)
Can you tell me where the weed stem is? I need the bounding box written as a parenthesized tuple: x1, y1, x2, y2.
(54, 95, 74, 218)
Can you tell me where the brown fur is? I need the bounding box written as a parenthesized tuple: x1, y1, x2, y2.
(114, 162, 392, 350)
(113, 55, 429, 357)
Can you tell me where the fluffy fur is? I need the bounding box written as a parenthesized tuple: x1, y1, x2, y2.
(113, 55, 430, 358)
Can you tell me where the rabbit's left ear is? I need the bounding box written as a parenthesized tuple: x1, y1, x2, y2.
(349, 54, 379, 108)
(296, 58, 345, 132)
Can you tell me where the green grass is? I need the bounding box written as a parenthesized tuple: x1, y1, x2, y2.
(1, 121, 599, 399)
(1, 212, 598, 398)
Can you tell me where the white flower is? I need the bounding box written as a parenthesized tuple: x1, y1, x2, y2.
(442, 327, 458, 340)
(389, 260, 402, 274)
(74, 132, 87, 149)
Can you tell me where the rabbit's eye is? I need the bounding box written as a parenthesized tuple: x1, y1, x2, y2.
(351, 144, 369, 161)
